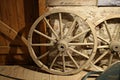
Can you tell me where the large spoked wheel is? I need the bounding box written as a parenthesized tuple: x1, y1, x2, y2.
(92, 15, 120, 71)
(28, 10, 97, 75)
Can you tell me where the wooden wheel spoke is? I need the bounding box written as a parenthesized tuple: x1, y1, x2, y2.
(68, 29, 90, 42)
(66, 51, 79, 69)
(37, 48, 57, 60)
(104, 21, 112, 41)
(65, 17, 77, 37)
(62, 52, 66, 72)
(117, 52, 120, 59)
(34, 29, 56, 42)
(97, 45, 109, 49)
(69, 47, 89, 59)
(37, 51, 49, 60)
(31, 43, 53, 46)
(97, 35, 110, 44)
(59, 13, 63, 39)
(68, 43, 94, 46)
(108, 53, 114, 67)
(94, 50, 109, 64)
(44, 17, 59, 40)
(114, 26, 120, 40)
(50, 52, 61, 69)
(90, 62, 104, 71)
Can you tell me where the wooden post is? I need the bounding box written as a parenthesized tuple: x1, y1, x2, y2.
(38, 0, 47, 16)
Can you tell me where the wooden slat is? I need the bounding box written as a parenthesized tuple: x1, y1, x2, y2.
(47, 0, 97, 6)
(38, 0, 47, 15)
(0, 0, 10, 46)
(16, 0, 25, 31)
(0, 20, 17, 40)
(0, 46, 23, 54)
(8, 0, 19, 32)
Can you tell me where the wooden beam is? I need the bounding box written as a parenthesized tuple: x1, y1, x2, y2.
(0, 20, 17, 40)
(47, 0, 97, 6)
(0, 20, 28, 46)
(38, 0, 47, 15)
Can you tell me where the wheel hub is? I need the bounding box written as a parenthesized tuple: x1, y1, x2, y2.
(110, 41, 120, 52)
(57, 40, 68, 52)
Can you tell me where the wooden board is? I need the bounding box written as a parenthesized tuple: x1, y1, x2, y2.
(47, 0, 97, 6)
(0, 66, 92, 80)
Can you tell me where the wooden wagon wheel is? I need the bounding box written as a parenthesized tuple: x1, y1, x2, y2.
(28, 9, 97, 75)
(91, 15, 120, 71)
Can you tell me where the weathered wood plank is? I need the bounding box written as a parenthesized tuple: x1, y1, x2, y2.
(14, 66, 25, 79)
(0, 20, 17, 40)
(7, 0, 19, 32)
(0, 0, 10, 46)
(16, 0, 25, 31)
(47, 0, 97, 6)
(38, 0, 47, 15)
(0, 66, 91, 80)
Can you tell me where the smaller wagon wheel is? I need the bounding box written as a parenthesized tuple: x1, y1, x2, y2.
(92, 15, 120, 71)
(28, 10, 97, 75)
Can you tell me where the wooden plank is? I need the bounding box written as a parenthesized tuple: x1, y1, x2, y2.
(0, 0, 10, 64)
(0, 67, 13, 80)
(13, 66, 24, 79)
(47, 0, 97, 6)
(0, 46, 23, 54)
(0, 66, 94, 80)
(0, 0, 10, 46)
(7, 0, 19, 32)
(38, 0, 48, 64)
(0, 3, 2, 20)
(16, 0, 25, 31)
(38, 0, 47, 15)
(0, 0, 10, 26)
(0, 20, 17, 40)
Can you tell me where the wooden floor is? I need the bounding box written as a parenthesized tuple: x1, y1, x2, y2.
(0, 65, 96, 80)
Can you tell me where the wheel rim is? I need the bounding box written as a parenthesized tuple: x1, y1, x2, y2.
(92, 15, 120, 71)
(28, 10, 97, 75)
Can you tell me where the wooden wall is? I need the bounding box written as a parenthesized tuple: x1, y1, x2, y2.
(0, 0, 39, 65)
